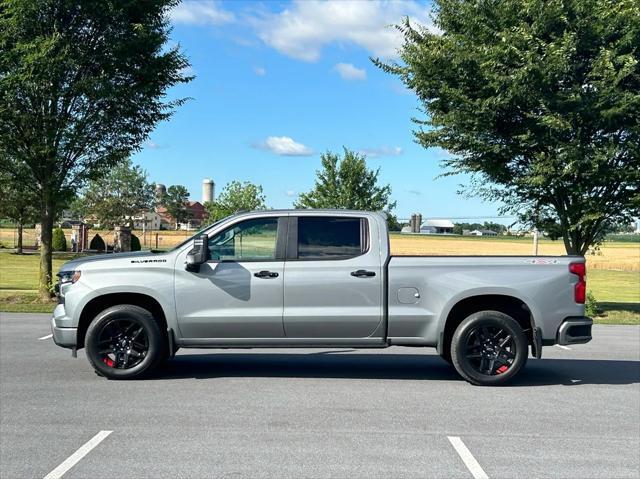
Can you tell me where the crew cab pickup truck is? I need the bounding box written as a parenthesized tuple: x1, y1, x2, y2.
(52, 210, 592, 385)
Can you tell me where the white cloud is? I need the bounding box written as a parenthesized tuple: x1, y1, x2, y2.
(171, 1, 234, 26)
(406, 189, 422, 196)
(143, 140, 167, 150)
(360, 145, 403, 158)
(251, 0, 435, 62)
(334, 63, 366, 81)
(286, 190, 297, 197)
(254, 66, 267, 76)
(254, 136, 313, 156)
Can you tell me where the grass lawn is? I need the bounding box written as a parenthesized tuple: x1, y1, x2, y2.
(0, 250, 638, 324)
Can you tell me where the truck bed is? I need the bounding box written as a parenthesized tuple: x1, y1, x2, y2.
(386, 255, 584, 345)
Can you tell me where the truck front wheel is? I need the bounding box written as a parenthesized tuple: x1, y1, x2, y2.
(85, 304, 164, 380)
(450, 311, 528, 386)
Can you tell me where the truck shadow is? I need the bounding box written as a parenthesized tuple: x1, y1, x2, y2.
(151, 353, 640, 386)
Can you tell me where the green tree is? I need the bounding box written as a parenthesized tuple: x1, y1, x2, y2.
(295, 149, 396, 220)
(0, 0, 192, 297)
(204, 181, 266, 222)
(453, 223, 480, 235)
(52, 227, 66, 252)
(386, 213, 404, 232)
(162, 185, 192, 229)
(77, 159, 155, 228)
(377, 0, 640, 255)
(130, 233, 141, 252)
(0, 171, 38, 253)
(482, 222, 507, 234)
(89, 233, 106, 252)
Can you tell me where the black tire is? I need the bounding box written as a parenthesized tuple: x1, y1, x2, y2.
(451, 310, 528, 386)
(85, 304, 165, 380)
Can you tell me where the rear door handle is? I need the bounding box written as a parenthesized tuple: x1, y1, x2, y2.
(350, 269, 376, 278)
(254, 270, 279, 278)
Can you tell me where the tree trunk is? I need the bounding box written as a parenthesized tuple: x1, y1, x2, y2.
(562, 231, 588, 256)
(38, 195, 55, 299)
(562, 234, 577, 255)
(16, 221, 23, 255)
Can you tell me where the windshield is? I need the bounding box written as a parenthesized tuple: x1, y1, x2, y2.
(170, 218, 226, 251)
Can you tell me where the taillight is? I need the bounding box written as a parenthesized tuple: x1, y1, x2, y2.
(569, 262, 586, 304)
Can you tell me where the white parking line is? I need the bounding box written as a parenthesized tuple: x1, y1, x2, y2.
(555, 344, 572, 350)
(43, 430, 112, 479)
(447, 436, 489, 479)
(38, 334, 53, 340)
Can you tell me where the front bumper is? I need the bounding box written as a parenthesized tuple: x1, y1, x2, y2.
(557, 317, 593, 345)
(51, 304, 77, 348)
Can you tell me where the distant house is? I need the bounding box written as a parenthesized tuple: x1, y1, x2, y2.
(127, 211, 163, 231)
(156, 201, 206, 230)
(58, 219, 84, 229)
(420, 219, 455, 235)
(469, 229, 498, 237)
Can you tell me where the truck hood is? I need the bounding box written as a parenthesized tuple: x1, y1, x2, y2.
(60, 251, 169, 272)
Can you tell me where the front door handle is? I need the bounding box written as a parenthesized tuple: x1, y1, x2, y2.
(254, 270, 279, 278)
(350, 269, 376, 278)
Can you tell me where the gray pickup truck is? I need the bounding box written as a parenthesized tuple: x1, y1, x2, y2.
(52, 209, 592, 385)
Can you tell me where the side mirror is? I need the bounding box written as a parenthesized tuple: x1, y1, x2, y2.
(186, 234, 209, 272)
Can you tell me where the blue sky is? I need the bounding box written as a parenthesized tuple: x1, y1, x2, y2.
(133, 0, 505, 221)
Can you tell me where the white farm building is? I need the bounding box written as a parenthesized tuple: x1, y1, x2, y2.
(420, 219, 455, 235)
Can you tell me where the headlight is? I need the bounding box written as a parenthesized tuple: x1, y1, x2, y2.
(57, 270, 81, 285)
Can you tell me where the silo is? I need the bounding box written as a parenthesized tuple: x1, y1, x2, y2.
(202, 178, 215, 203)
(155, 183, 167, 200)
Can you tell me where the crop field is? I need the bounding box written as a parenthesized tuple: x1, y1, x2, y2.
(390, 233, 640, 272)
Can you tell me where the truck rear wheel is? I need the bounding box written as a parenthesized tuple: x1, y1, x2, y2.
(85, 304, 164, 380)
(450, 310, 528, 386)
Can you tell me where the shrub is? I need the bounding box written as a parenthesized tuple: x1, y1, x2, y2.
(130, 233, 141, 251)
(586, 291, 599, 317)
(52, 228, 67, 252)
(90, 233, 106, 251)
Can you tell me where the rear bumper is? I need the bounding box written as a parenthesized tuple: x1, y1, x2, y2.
(557, 317, 593, 345)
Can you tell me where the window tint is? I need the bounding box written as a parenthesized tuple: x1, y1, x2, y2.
(297, 217, 365, 259)
(208, 218, 278, 261)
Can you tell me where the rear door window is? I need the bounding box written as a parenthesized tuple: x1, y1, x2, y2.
(296, 217, 367, 260)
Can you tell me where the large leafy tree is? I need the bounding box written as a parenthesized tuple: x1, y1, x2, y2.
(295, 149, 397, 218)
(0, 170, 38, 254)
(161, 185, 192, 229)
(204, 181, 266, 222)
(77, 159, 155, 228)
(377, 0, 640, 254)
(0, 0, 191, 296)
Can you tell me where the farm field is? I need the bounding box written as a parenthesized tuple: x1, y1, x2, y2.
(1, 232, 637, 322)
(389, 233, 640, 272)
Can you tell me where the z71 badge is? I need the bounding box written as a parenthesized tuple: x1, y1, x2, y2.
(525, 258, 559, 265)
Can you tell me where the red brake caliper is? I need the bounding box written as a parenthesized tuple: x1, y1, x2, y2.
(496, 365, 509, 374)
(102, 357, 115, 368)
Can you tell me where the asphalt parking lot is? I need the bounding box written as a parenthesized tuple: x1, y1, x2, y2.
(1, 313, 639, 479)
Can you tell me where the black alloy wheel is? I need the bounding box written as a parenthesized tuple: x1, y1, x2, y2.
(462, 325, 516, 376)
(97, 318, 149, 369)
(451, 310, 528, 386)
(85, 304, 164, 380)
